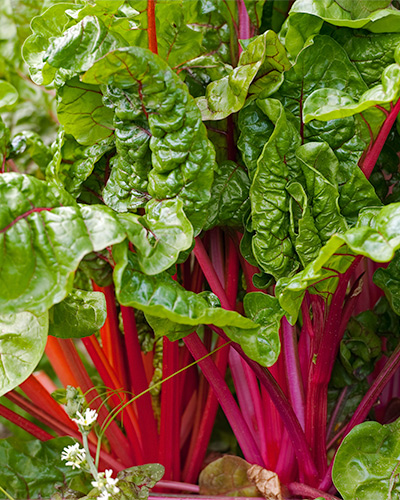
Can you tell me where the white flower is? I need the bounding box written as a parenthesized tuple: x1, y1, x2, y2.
(92, 469, 120, 499)
(61, 443, 86, 469)
(72, 408, 98, 430)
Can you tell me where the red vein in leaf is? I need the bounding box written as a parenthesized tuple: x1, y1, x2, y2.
(0, 207, 54, 233)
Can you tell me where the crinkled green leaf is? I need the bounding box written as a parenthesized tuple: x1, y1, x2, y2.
(10, 130, 52, 172)
(45, 15, 123, 75)
(113, 248, 278, 365)
(332, 28, 400, 87)
(47, 131, 115, 197)
(197, 30, 290, 121)
(332, 418, 400, 500)
(303, 63, 400, 123)
(233, 292, 283, 367)
(114, 248, 255, 331)
(237, 98, 274, 180)
(287, 181, 321, 267)
(295, 142, 348, 241)
(57, 77, 115, 146)
(0, 79, 18, 108)
(0, 174, 192, 314)
(250, 98, 300, 279)
(276, 202, 400, 322)
(290, 0, 400, 33)
(338, 313, 382, 382)
(82, 47, 215, 234)
(0, 310, 48, 397)
(204, 161, 250, 231)
(0, 436, 84, 498)
(278, 12, 323, 60)
(374, 250, 400, 315)
(22, 3, 81, 85)
(118, 198, 193, 275)
(48, 288, 107, 339)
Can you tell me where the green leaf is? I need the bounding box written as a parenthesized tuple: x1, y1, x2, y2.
(82, 47, 216, 234)
(47, 131, 115, 198)
(204, 161, 250, 231)
(116, 463, 165, 499)
(239, 292, 283, 367)
(249, 98, 300, 279)
(10, 130, 52, 172)
(0, 436, 84, 498)
(44, 15, 123, 75)
(56, 77, 115, 146)
(276, 202, 400, 322)
(22, 3, 81, 85)
(295, 142, 348, 243)
(237, 98, 274, 180)
(113, 248, 277, 365)
(278, 12, 323, 61)
(374, 250, 400, 315)
(332, 419, 400, 500)
(196, 30, 290, 121)
(0, 79, 18, 108)
(48, 288, 107, 339)
(332, 29, 400, 87)
(118, 198, 193, 275)
(290, 0, 400, 33)
(0, 310, 48, 397)
(303, 63, 400, 123)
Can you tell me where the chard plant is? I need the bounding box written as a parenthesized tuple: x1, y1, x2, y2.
(2, 0, 400, 499)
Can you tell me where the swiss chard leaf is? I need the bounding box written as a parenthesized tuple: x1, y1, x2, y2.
(197, 30, 290, 121)
(82, 47, 216, 234)
(48, 288, 107, 339)
(0, 174, 192, 314)
(290, 0, 400, 33)
(0, 310, 48, 397)
(113, 247, 279, 366)
(332, 418, 400, 500)
(276, 202, 400, 322)
(0, 436, 85, 498)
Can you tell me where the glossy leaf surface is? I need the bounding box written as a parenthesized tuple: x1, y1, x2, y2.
(0, 311, 48, 397)
(332, 419, 400, 500)
(48, 288, 107, 338)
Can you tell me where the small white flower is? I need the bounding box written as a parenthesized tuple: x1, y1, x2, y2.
(61, 443, 86, 469)
(92, 469, 120, 499)
(98, 492, 111, 500)
(72, 408, 98, 429)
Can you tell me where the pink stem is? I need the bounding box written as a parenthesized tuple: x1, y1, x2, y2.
(361, 98, 400, 179)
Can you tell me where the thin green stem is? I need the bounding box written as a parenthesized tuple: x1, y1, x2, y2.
(0, 485, 15, 500)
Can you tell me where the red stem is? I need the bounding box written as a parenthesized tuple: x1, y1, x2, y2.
(159, 337, 181, 480)
(0, 403, 54, 440)
(147, 0, 158, 54)
(120, 305, 159, 463)
(57, 338, 134, 466)
(319, 339, 400, 491)
(361, 97, 400, 179)
(289, 482, 340, 500)
(81, 335, 144, 464)
(184, 332, 264, 466)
